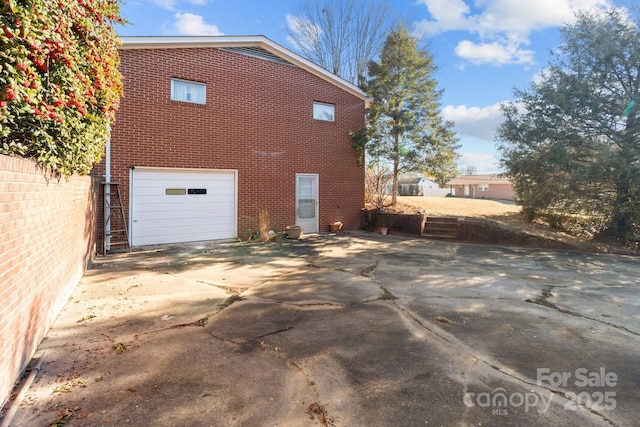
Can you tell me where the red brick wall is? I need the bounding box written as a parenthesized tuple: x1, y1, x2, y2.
(0, 154, 97, 406)
(98, 47, 365, 239)
(452, 184, 515, 200)
(482, 184, 515, 200)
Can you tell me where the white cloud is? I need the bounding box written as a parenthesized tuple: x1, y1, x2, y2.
(442, 102, 508, 173)
(457, 152, 502, 174)
(149, 0, 207, 10)
(442, 103, 505, 141)
(415, 0, 613, 66)
(531, 67, 551, 85)
(455, 40, 534, 65)
(171, 12, 223, 36)
(476, 0, 613, 33)
(416, 0, 612, 34)
(415, 0, 470, 34)
(150, 0, 176, 10)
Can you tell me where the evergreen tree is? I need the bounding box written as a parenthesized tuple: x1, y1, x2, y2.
(498, 8, 640, 242)
(352, 25, 459, 205)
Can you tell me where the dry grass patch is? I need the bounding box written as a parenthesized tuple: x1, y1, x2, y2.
(394, 196, 602, 250)
(384, 196, 634, 254)
(396, 196, 519, 217)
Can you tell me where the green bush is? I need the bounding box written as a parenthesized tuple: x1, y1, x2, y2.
(0, 0, 123, 176)
(540, 211, 608, 239)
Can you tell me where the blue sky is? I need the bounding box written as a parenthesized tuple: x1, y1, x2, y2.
(116, 0, 634, 173)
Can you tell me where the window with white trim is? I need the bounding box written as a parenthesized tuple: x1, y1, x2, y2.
(313, 102, 335, 122)
(171, 78, 206, 104)
(479, 184, 489, 192)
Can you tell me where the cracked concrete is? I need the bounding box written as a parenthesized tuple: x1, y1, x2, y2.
(5, 231, 639, 426)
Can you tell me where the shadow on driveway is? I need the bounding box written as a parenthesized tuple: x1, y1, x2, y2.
(6, 231, 640, 426)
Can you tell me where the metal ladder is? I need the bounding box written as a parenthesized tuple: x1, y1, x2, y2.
(102, 182, 130, 254)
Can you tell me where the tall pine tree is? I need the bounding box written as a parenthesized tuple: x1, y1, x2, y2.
(352, 25, 459, 205)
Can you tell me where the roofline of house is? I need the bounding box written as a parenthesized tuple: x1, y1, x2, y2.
(446, 174, 512, 185)
(119, 35, 368, 102)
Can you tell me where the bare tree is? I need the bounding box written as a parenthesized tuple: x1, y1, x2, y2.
(286, 0, 396, 85)
(461, 165, 477, 176)
(365, 162, 392, 209)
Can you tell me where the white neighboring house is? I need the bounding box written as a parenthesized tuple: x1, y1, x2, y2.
(391, 176, 451, 197)
(420, 177, 451, 197)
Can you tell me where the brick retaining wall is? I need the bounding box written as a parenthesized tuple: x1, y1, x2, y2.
(457, 218, 579, 250)
(0, 154, 97, 406)
(360, 209, 425, 235)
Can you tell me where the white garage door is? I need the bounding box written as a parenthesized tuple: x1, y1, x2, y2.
(130, 168, 237, 246)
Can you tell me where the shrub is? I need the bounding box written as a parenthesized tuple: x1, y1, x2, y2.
(0, 0, 123, 176)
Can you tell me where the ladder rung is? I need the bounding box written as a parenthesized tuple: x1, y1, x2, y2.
(102, 182, 130, 254)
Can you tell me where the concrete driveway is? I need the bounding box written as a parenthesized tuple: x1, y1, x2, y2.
(7, 231, 640, 426)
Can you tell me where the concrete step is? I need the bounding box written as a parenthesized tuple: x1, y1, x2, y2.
(423, 217, 459, 240)
(422, 233, 458, 241)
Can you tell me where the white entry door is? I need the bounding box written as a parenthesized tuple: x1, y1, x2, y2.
(296, 174, 318, 233)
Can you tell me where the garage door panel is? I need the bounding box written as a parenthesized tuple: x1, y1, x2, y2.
(133, 199, 234, 214)
(134, 185, 235, 195)
(133, 213, 235, 224)
(135, 222, 234, 233)
(133, 214, 235, 228)
(135, 175, 234, 186)
(131, 169, 237, 246)
(134, 231, 231, 246)
(134, 193, 235, 204)
(134, 227, 234, 246)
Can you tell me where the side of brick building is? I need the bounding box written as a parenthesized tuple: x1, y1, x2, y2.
(94, 36, 366, 247)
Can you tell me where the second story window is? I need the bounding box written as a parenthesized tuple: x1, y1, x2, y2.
(313, 102, 335, 122)
(171, 78, 206, 104)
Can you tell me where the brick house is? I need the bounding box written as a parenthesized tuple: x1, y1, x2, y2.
(447, 174, 515, 200)
(95, 36, 367, 248)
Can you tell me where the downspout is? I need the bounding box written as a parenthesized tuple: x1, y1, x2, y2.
(0, 352, 46, 427)
(104, 123, 111, 252)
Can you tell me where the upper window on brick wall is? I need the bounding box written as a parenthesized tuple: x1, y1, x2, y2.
(313, 102, 335, 122)
(479, 184, 489, 191)
(171, 78, 206, 104)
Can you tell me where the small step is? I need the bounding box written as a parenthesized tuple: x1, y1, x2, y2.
(422, 216, 459, 240)
(424, 216, 459, 223)
(422, 233, 458, 241)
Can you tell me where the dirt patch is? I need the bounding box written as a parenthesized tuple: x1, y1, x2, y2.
(306, 402, 336, 427)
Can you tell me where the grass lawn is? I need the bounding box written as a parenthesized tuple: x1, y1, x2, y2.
(396, 196, 520, 218)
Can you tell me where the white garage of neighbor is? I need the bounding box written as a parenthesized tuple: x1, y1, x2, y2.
(130, 167, 237, 246)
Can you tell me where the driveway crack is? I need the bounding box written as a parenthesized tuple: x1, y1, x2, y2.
(204, 326, 333, 425)
(288, 361, 337, 427)
(526, 286, 639, 336)
(252, 326, 294, 341)
(382, 298, 620, 426)
(360, 262, 378, 278)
